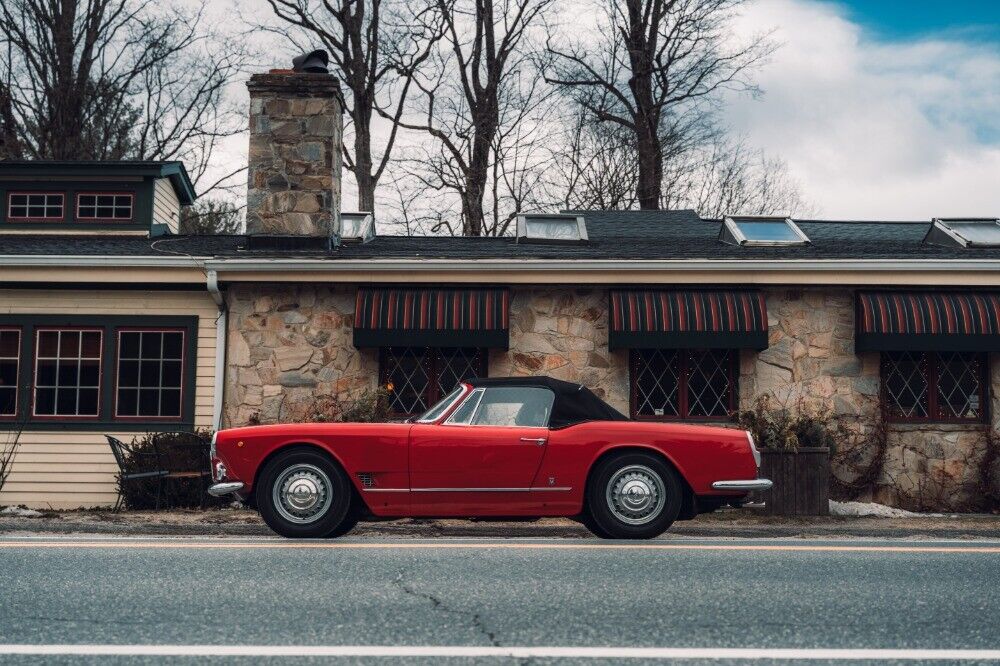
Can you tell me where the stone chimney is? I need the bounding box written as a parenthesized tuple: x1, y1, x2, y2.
(246, 66, 343, 242)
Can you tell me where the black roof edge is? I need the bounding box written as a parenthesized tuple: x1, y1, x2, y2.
(0, 160, 197, 205)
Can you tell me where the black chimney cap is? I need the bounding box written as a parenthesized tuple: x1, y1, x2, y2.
(292, 50, 329, 74)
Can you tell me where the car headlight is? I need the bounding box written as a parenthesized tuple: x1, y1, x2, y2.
(210, 431, 218, 460)
(214, 460, 228, 482)
(746, 431, 761, 468)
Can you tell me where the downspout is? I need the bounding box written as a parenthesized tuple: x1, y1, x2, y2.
(207, 270, 228, 432)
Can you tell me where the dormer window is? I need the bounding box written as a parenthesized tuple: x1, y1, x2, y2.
(925, 218, 1000, 248)
(8, 192, 64, 221)
(77, 193, 134, 221)
(340, 212, 375, 243)
(516, 214, 588, 244)
(721, 215, 809, 246)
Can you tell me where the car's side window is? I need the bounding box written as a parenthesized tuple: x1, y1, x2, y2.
(445, 388, 484, 425)
(471, 387, 554, 428)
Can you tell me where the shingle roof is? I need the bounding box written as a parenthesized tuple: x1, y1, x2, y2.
(2, 209, 999, 261)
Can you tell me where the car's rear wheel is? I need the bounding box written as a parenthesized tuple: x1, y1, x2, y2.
(257, 448, 354, 539)
(585, 451, 683, 539)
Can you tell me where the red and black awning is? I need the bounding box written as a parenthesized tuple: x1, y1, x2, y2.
(857, 291, 1000, 352)
(609, 290, 769, 350)
(354, 287, 510, 349)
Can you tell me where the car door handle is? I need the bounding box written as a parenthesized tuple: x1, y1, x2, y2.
(520, 437, 547, 445)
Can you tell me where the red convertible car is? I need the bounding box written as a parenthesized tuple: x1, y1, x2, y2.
(208, 377, 771, 539)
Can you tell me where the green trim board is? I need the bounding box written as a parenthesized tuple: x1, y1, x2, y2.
(0, 161, 195, 205)
(0, 314, 199, 432)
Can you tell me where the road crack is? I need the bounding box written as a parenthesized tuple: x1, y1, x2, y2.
(393, 570, 501, 648)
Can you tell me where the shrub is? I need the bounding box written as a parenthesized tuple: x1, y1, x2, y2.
(733, 394, 837, 452)
(308, 387, 393, 423)
(115, 430, 225, 510)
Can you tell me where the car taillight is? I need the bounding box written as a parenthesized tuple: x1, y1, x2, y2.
(746, 431, 761, 468)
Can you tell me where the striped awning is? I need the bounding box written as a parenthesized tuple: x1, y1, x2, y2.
(609, 290, 769, 350)
(856, 291, 1000, 352)
(354, 287, 510, 349)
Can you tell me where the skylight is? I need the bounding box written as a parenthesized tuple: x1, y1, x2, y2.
(340, 212, 375, 243)
(721, 215, 809, 246)
(516, 214, 588, 244)
(926, 218, 1000, 248)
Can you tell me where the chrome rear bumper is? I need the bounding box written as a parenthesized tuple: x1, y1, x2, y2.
(711, 479, 773, 491)
(207, 481, 245, 497)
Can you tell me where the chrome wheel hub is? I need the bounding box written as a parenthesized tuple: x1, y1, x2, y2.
(606, 464, 665, 526)
(272, 464, 333, 525)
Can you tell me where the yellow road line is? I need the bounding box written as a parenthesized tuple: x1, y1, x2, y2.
(0, 541, 998, 553)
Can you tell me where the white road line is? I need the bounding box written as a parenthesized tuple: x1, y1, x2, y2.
(0, 645, 998, 660)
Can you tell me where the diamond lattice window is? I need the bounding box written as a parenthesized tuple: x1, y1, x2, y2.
(631, 349, 735, 420)
(881, 351, 987, 422)
(380, 347, 487, 416)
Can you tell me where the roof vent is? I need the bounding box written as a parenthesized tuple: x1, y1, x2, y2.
(340, 212, 376, 244)
(925, 218, 1000, 248)
(516, 214, 588, 244)
(292, 50, 329, 74)
(721, 215, 809, 246)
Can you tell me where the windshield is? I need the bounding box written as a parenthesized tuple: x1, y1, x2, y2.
(415, 385, 465, 423)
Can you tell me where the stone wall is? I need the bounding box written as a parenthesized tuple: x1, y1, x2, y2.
(222, 283, 998, 510)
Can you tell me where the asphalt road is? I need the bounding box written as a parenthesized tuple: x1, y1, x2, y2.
(1, 536, 999, 665)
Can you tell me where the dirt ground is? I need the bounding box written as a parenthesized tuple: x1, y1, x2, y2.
(2, 506, 998, 540)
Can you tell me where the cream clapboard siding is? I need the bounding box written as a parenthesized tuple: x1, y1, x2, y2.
(153, 177, 181, 233)
(0, 290, 218, 509)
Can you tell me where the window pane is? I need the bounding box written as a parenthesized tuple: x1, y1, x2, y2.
(81, 332, 102, 357)
(79, 359, 100, 387)
(28, 206, 45, 218)
(138, 389, 159, 416)
(34, 388, 56, 415)
(447, 389, 483, 425)
(141, 332, 163, 359)
(525, 218, 581, 240)
(56, 388, 77, 414)
(935, 352, 984, 420)
(139, 360, 160, 386)
(36, 360, 57, 386)
(881, 351, 929, 419)
(10, 194, 26, 206)
(57, 363, 79, 387)
(632, 349, 681, 417)
(119, 360, 139, 387)
(0, 387, 15, 416)
(160, 389, 181, 417)
(686, 350, 734, 417)
(436, 348, 486, 397)
(162, 332, 184, 359)
(381, 347, 431, 415)
(161, 361, 182, 388)
(37, 331, 58, 357)
(0, 360, 17, 387)
(59, 331, 80, 357)
(118, 389, 138, 416)
(78, 388, 99, 416)
(736, 220, 802, 242)
(472, 387, 554, 427)
(0, 330, 19, 357)
(120, 332, 140, 357)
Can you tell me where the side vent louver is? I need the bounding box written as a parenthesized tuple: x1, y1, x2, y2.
(357, 472, 375, 488)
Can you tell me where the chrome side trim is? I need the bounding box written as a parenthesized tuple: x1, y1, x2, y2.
(711, 479, 773, 491)
(410, 487, 572, 493)
(207, 481, 245, 497)
(362, 488, 410, 493)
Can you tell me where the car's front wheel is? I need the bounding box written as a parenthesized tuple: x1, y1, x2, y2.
(585, 451, 683, 539)
(257, 448, 355, 538)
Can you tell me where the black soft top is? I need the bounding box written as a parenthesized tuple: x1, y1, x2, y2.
(466, 376, 629, 429)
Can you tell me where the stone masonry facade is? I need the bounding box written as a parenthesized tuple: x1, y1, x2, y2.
(224, 285, 998, 511)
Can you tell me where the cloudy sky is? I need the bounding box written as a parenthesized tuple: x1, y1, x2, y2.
(223, 0, 1000, 222)
(723, 0, 1000, 219)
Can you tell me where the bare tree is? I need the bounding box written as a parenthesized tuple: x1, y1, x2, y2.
(264, 0, 444, 213)
(0, 0, 249, 192)
(394, 0, 556, 236)
(180, 199, 244, 235)
(545, 0, 772, 210)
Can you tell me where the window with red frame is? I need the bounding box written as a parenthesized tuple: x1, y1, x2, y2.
(116, 330, 185, 418)
(881, 351, 988, 422)
(630, 349, 737, 420)
(379, 347, 487, 416)
(33, 330, 102, 417)
(77, 193, 133, 221)
(0, 329, 19, 416)
(8, 193, 64, 220)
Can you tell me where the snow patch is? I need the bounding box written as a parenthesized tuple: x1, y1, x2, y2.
(828, 500, 923, 518)
(1, 506, 44, 518)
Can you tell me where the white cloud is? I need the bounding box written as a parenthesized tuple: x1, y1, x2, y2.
(724, 0, 1000, 219)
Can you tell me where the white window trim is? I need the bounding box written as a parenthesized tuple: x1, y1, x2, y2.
(32, 328, 103, 418)
(0, 327, 20, 418)
(114, 329, 186, 420)
(76, 193, 135, 222)
(7, 192, 65, 221)
(723, 215, 810, 247)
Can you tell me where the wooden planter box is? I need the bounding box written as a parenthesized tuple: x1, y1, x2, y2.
(758, 447, 830, 516)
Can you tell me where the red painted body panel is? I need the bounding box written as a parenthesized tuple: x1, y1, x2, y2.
(212, 385, 758, 518)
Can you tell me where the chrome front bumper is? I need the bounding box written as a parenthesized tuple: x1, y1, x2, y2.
(711, 479, 773, 491)
(207, 481, 245, 497)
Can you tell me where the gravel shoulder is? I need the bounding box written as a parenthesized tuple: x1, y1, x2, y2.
(1, 507, 998, 540)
